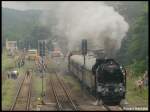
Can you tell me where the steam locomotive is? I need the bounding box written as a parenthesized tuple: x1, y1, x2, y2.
(68, 53, 126, 104)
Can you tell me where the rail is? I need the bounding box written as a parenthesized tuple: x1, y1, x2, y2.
(10, 73, 32, 111)
(49, 71, 78, 111)
(54, 71, 78, 111)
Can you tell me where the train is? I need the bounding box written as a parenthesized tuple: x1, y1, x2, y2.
(68, 52, 126, 104)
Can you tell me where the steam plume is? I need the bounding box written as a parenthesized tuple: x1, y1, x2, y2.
(40, 2, 129, 56)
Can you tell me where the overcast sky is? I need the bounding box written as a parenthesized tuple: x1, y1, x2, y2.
(2, 1, 107, 11)
(2, 1, 65, 10)
(2, 1, 145, 11)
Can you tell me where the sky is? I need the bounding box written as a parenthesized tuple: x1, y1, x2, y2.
(2, 1, 144, 11)
(2, 1, 106, 11)
(2, 1, 62, 10)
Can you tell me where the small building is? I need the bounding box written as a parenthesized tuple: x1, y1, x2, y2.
(6, 39, 17, 51)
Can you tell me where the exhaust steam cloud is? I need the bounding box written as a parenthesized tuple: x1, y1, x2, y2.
(40, 2, 129, 57)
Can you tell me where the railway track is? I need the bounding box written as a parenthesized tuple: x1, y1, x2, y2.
(10, 73, 32, 111)
(46, 58, 124, 111)
(49, 71, 78, 111)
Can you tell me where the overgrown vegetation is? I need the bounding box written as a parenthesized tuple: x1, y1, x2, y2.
(2, 79, 16, 109)
(2, 49, 15, 72)
(115, 2, 148, 77)
(113, 2, 148, 105)
(33, 75, 43, 97)
(126, 77, 148, 105)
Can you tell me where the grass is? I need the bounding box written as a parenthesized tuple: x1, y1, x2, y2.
(33, 75, 42, 96)
(47, 58, 58, 70)
(126, 75, 148, 106)
(2, 49, 15, 72)
(2, 79, 16, 110)
(33, 74, 46, 97)
(2, 49, 17, 110)
(63, 74, 81, 92)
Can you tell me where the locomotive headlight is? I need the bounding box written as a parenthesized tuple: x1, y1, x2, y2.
(120, 87, 125, 92)
(119, 87, 125, 96)
(115, 87, 124, 93)
(114, 84, 124, 93)
(119, 84, 125, 92)
(120, 88, 123, 91)
(120, 66, 123, 69)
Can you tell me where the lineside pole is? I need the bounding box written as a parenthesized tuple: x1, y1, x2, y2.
(81, 39, 87, 92)
(83, 55, 85, 90)
(38, 40, 45, 105)
(41, 48, 45, 105)
(42, 56, 44, 97)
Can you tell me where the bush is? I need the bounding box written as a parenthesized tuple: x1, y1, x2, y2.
(130, 59, 147, 76)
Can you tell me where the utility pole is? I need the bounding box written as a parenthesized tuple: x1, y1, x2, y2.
(38, 40, 46, 104)
(81, 39, 87, 91)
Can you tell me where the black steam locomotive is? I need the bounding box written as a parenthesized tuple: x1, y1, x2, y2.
(68, 53, 126, 104)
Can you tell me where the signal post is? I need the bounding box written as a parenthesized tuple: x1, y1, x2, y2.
(38, 40, 46, 105)
(81, 39, 87, 91)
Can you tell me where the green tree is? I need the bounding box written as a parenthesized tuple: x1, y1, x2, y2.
(117, 3, 148, 75)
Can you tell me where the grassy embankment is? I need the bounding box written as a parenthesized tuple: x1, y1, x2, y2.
(2, 49, 33, 109)
(2, 49, 16, 109)
(126, 68, 148, 106)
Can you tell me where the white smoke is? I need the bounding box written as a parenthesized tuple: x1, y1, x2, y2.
(40, 1, 129, 56)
